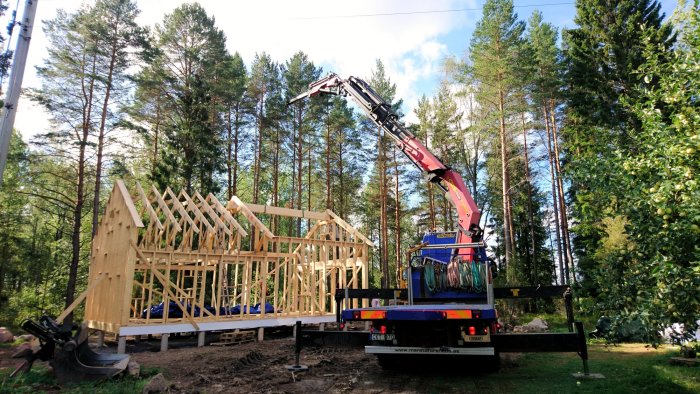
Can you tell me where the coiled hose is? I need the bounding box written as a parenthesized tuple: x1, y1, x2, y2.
(424, 262, 437, 293)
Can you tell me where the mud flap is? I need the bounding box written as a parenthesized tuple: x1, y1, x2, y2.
(50, 341, 130, 384)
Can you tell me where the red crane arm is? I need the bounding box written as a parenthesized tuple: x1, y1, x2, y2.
(289, 73, 482, 255)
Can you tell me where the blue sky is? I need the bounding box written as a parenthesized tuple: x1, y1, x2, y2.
(4, 0, 681, 138)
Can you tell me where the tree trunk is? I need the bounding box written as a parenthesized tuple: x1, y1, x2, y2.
(296, 108, 303, 236)
(91, 34, 119, 239)
(549, 100, 575, 284)
(338, 137, 346, 218)
(272, 126, 280, 232)
(544, 104, 565, 285)
(253, 97, 264, 205)
(232, 109, 241, 197)
(226, 110, 233, 200)
(378, 129, 389, 288)
(325, 109, 332, 210)
(66, 50, 98, 324)
(521, 112, 537, 284)
(423, 132, 436, 229)
(307, 137, 312, 229)
(498, 90, 514, 282)
(152, 99, 161, 177)
(393, 146, 401, 288)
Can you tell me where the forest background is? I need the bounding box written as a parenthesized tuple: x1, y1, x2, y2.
(0, 0, 698, 341)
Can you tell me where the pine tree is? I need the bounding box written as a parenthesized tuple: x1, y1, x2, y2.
(468, 0, 526, 282)
(141, 3, 228, 193)
(31, 4, 142, 321)
(367, 60, 402, 289)
(284, 52, 322, 234)
(526, 10, 572, 284)
(87, 0, 144, 239)
(220, 52, 253, 199)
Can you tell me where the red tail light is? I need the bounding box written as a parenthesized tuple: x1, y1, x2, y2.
(380, 325, 387, 334)
(469, 326, 476, 335)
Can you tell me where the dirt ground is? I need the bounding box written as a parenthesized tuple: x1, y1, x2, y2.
(1, 330, 520, 393)
(125, 330, 519, 393)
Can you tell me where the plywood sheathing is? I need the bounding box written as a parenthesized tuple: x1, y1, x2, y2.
(84, 180, 370, 335)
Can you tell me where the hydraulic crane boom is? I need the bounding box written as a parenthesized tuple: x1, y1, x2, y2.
(289, 73, 482, 259)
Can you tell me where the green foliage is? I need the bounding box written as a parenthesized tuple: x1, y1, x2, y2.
(609, 1, 700, 338)
(564, 0, 698, 341)
(142, 3, 228, 193)
(0, 364, 159, 393)
(563, 0, 675, 291)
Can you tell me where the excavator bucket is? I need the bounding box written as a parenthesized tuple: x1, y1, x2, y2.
(16, 316, 130, 383)
(50, 340, 129, 383)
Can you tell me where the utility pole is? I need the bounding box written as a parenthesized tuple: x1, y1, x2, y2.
(0, 0, 38, 186)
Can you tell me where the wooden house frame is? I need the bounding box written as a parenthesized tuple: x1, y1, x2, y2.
(83, 180, 370, 340)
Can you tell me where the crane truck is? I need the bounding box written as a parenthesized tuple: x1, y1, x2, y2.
(290, 73, 589, 371)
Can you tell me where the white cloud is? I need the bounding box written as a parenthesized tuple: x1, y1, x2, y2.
(8, 0, 479, 140)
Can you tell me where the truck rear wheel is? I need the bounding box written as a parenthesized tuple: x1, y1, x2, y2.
(376, 355, 400, 370)
(483, 353, 500, 372)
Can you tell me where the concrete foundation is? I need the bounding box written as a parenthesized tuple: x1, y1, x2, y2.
(160, 333, 169, 352)
(117, 336, 126, 354)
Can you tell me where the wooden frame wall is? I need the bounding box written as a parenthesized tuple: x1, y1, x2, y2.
(84, 181, 370, 334)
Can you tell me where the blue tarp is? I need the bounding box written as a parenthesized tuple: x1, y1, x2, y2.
(141, 301, 201, 318)
(226, 302, 275, 315)
(142, 301, 277, 318)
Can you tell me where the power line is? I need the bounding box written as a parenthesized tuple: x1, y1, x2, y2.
(293, 2, 575, 20)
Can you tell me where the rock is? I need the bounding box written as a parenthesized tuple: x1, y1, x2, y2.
(18, 334, 35, 342)
(513, 318, 549, 333)
(0, 327, 14, 343)
(127, 361, 140, 377)
(11, 342, 34, 358)
(142, 373, 168, 393)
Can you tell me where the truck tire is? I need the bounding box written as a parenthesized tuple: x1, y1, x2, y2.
(483, 353, 500, 372)
(376, 355, 399, 370)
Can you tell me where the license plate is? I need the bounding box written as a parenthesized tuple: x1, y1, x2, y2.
(467, 335, 488, 342)
(371, 333, 395, 341)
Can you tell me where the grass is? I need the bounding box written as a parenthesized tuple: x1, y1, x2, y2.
(1, 344, 697, 393)
(0, 365, 160, 394)
(497, 343, 699, 394)
(383, 343, 699, 394)
(451, 343, 700, 394)
(515, 311, 600, 333)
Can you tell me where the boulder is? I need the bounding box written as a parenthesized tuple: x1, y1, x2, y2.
(143, 373, 168, 394)
(127, 361, 140, 377)
(513, 318, 549, 333)
(17, 334, 35, 342)
(0, 327, 14, 343)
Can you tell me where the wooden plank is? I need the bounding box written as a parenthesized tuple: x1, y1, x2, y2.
(193, 192, 231, 236)
(245, 203, 330, 221)
(229, 196, 274, 239)
(57, 274, 107, 323)
(326, 209, 373, 246)
(117, 180, 145, 228)
(136, 182, 164, 231)
(131, 241, 200, 331)
(150, 185, 182, 232)
(165, 187, 199, 233)
(207, 193, 247, 236)
(179, 190, 214, 232)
